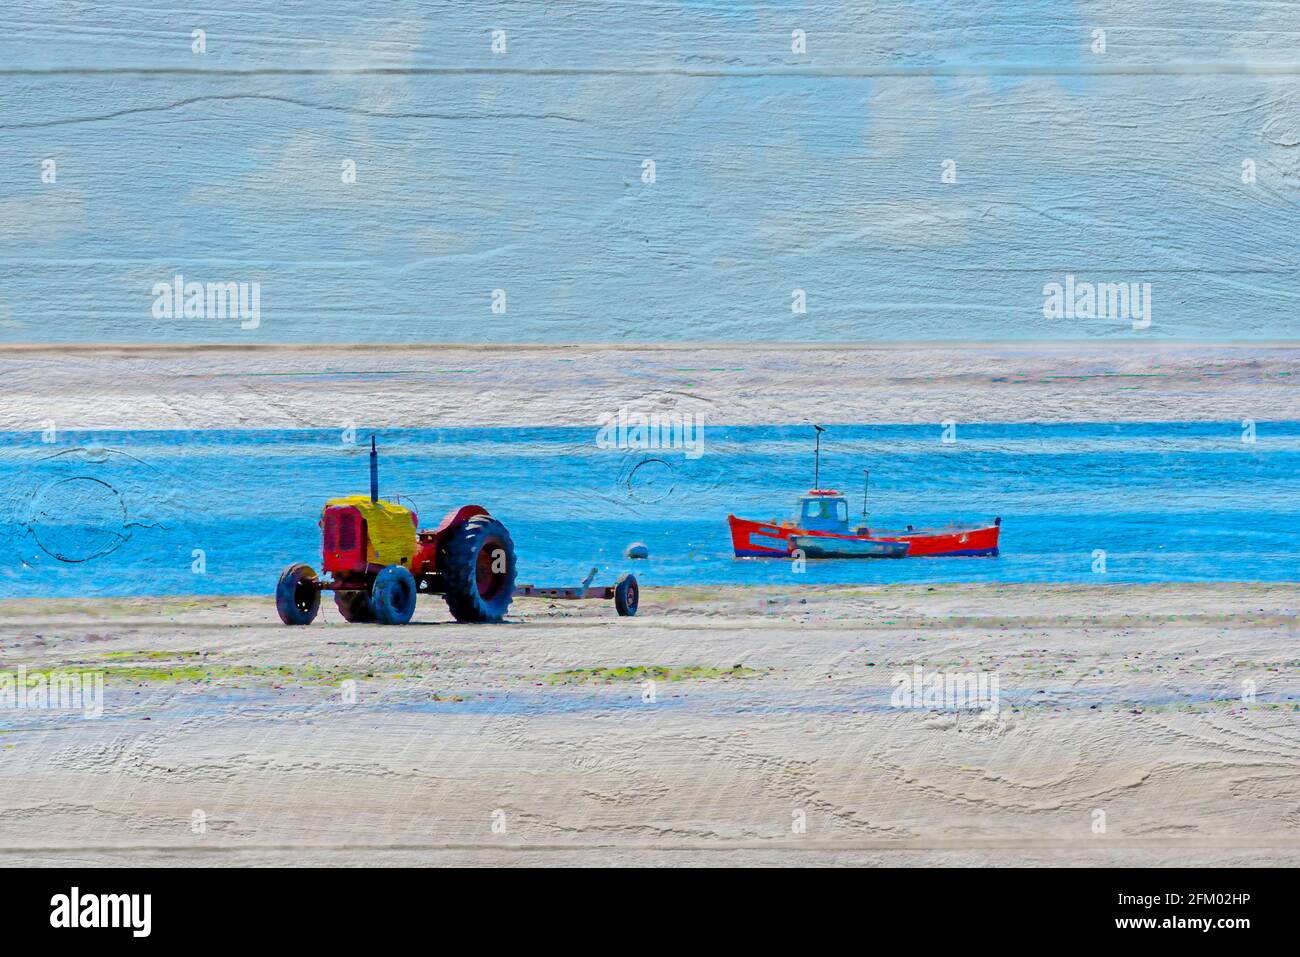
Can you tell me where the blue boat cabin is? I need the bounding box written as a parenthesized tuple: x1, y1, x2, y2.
(796, 491, 850, 532)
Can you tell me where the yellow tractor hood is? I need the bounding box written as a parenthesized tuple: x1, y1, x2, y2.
(325, 496, 418, 568)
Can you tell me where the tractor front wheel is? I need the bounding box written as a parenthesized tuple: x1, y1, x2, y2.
(334, 588, 373, 623)
(439, 515, 517, 623)
(276, 563, 321, 625)
(372, 565, 418, 625)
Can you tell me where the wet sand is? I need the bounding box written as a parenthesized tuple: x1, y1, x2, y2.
(0, 583, 1295, 867)
(1, 343, 1296, 430)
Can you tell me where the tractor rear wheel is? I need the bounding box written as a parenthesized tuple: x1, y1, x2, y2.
(438, 515, 517, 623)
(334, 588, 373, 623)
(371, 565, 418, 625)
(276, 563, 321, 625)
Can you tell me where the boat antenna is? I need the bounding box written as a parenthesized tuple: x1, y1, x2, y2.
(862, 468, 869, 521)
(369, 435, 379, 503)
(813, 424, 826, 489)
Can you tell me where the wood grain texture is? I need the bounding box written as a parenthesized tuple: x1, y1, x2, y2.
(3, 6, 1297, 870)
(1, 584, 1296, 865)
(1, 4, 1299, 342)
(1, 343, 1296, 430)
(7, 2, 1300, 71)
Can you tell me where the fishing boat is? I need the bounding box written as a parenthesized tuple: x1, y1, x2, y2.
(727, 426, 1002, 559)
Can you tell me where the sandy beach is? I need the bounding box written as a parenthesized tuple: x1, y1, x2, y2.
(1, 344, 1295, 866)
(0, 582, 1295, 867)
(1, 343, 1296, 431)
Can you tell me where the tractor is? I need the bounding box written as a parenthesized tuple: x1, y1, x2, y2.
(275, 438, 638, 625)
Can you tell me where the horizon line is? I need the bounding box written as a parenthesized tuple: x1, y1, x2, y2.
(0, 340, 1298, 352)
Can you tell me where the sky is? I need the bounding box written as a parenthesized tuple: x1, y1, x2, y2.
(1, 1, 1298, 342)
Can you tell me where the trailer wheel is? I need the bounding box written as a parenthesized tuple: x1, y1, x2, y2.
(334, 589, 373, 623)
(276, 563, 320, 625)
(614, 574, 639, 617)
(439, 515, 517, 623)
(372, 565, 418, 625)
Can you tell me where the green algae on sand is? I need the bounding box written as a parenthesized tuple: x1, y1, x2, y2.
(540, 664, 759, 685)
(95, 660, 382, 687)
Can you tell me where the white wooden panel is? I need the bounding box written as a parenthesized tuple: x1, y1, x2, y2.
(0, 68, 1297, 342)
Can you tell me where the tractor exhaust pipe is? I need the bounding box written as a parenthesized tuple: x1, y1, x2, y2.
(369, 435, 379, 503)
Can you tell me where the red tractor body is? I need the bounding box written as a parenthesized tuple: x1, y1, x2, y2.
(321, 503, 378, 575)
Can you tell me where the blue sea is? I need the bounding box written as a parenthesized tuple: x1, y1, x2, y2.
(1, 423, 1297, 598)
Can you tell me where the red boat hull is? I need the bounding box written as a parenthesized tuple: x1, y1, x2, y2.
(728, 514, 1000, 558)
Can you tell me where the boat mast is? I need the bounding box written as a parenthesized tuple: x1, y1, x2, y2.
(862, 469, 869, 521)
(813, 425, 826, 489)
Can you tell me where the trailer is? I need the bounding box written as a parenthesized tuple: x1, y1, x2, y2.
(514, 566, 639, 616)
